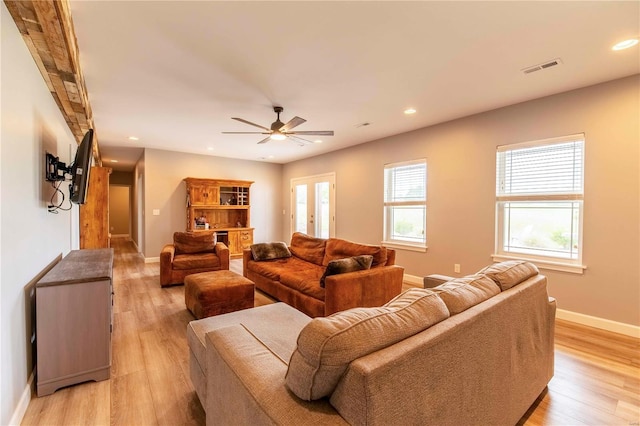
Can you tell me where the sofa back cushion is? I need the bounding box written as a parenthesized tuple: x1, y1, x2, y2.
(477, 260, 539, 291)
(250, 242, 292, 261)
(173, 231, 216, 255)
(319, 255, 373, 288)
(432, 274, 500, 315)
(323, 238, 388, 267)
(285, 288, 449, 400)
(289, 232, 327, 266)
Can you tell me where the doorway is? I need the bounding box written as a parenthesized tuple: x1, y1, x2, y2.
(109, 185, 131, 237)
(290, 173, 336, 238)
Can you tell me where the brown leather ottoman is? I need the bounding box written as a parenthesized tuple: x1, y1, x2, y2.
(184, 270, 255, 319)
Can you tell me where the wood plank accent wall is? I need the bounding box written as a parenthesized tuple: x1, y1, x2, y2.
(4, 0, 101, 164)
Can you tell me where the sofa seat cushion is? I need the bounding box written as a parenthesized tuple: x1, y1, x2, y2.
(187, 303, 311, 391)
(285, 288, 449, 401)
(289, 232, 327, 266)
(173, 252, 220, 270)
(432, 274, 500, 315)
(174, 231, 216, 254)
(247, 256, 318, 281)
(477, 260, 539, 291)
(323, 238, 388, 267)
(279, 268, 326, 301)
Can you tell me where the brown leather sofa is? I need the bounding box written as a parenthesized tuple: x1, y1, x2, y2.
(243, 233, 404, 317)
(160, 231, 229, 287)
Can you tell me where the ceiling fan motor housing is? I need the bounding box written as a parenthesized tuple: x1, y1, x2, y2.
(271, 106, 285, 130)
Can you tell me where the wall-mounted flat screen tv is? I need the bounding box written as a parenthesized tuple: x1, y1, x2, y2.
(70, 129, 94, 204)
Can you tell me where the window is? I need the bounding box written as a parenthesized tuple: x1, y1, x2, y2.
(494, 134, 585, 273)
(383, 159, 427, 250)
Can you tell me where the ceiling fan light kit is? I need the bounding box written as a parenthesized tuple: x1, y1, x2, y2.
(222, 106, 334, 145)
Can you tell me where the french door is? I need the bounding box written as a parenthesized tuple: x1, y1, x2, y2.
(291, 173, 335, 238)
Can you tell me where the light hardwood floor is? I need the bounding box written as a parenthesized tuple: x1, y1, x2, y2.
(22, 237, 639, 425)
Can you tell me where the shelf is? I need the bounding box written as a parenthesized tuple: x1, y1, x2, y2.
(184, 178, 254, 255)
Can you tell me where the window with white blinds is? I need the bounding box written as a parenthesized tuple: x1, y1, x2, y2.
(494, 134, 585, 271)
(383, 159, 427, 249)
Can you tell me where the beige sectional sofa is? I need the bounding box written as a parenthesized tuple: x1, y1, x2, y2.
(187, 260, 556, 425)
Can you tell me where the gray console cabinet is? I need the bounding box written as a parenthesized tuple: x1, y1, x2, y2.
(36, 248, 114, 396)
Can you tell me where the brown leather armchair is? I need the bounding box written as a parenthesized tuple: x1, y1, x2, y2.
(160, 231, 229, 287)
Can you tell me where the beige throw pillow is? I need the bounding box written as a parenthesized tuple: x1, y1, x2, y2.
(285, 288, 450, 401)
(477, 260, 539, 291)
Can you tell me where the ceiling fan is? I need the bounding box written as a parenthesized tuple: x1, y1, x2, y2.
(222, 106, 334, 145)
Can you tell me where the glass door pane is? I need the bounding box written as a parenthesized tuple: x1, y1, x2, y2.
(316, 182, 330, 238)
(291, 174, 335, 238)
(295, 184, 308, 234)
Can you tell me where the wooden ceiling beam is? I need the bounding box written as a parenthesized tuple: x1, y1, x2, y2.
(4, 0, 102, 164)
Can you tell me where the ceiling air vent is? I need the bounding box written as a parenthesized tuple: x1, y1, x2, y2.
(522, 58, 563, 75)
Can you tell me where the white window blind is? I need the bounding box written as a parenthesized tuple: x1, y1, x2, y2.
(497, 135, 584, 200)
(384, 161, 427, 203)
(383, 159, 427, 248)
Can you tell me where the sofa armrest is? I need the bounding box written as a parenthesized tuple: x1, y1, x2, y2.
(242, 248, 253, 277)
(423, 274, 454, 288)
(160, 244, 175, 286)
(323, 265, 404, 315)
(214, 242, 230, 270)
(206, 325, 347, 425)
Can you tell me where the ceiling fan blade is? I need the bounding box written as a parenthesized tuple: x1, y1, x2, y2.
(222, 131, 271, 134)
(232, 117, 270, 131)
(257, 136, 271, 144)
(279, 116, 306, 132)
(288, 130, 334, 136)
(288, 135, 314, 145)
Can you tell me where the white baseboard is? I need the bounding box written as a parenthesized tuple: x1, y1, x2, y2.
(144, 256, 159, 263)
(403, 273, 423, 287)
(10, 372, 34, 425)
(404, 273, 639, 338)
(556, 309, 640, 338)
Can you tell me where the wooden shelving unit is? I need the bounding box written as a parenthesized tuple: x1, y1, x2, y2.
(184, 178, 254, 257)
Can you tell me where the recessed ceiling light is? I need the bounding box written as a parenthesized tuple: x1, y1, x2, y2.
(404, 108, 417, 115)
(268, 155, 274, 159)
(314, 140, 323, 144)
(110, 159, 119, 163)
(207, 147, 214, 151)
(612, 38, 639, 50)
(128, 136, 139, 141)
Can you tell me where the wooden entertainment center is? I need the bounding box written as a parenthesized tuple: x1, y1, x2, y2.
(184, 178, 254, 257)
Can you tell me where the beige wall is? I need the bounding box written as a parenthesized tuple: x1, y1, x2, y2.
(142, 149, 283, 258)
(1, 3, 77, 423)
(109, 185, 130, 235)
(283, 75, 640, 327)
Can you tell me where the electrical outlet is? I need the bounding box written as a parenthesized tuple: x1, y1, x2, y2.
(153, 209, 160, 216)
(454, 264, 461, 273)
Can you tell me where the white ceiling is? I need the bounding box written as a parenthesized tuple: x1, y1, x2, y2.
(69, 1, 639, 171)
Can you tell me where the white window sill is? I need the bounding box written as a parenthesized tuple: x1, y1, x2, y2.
(382, 241, 428, 252)
(491, 254, 586, 275)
